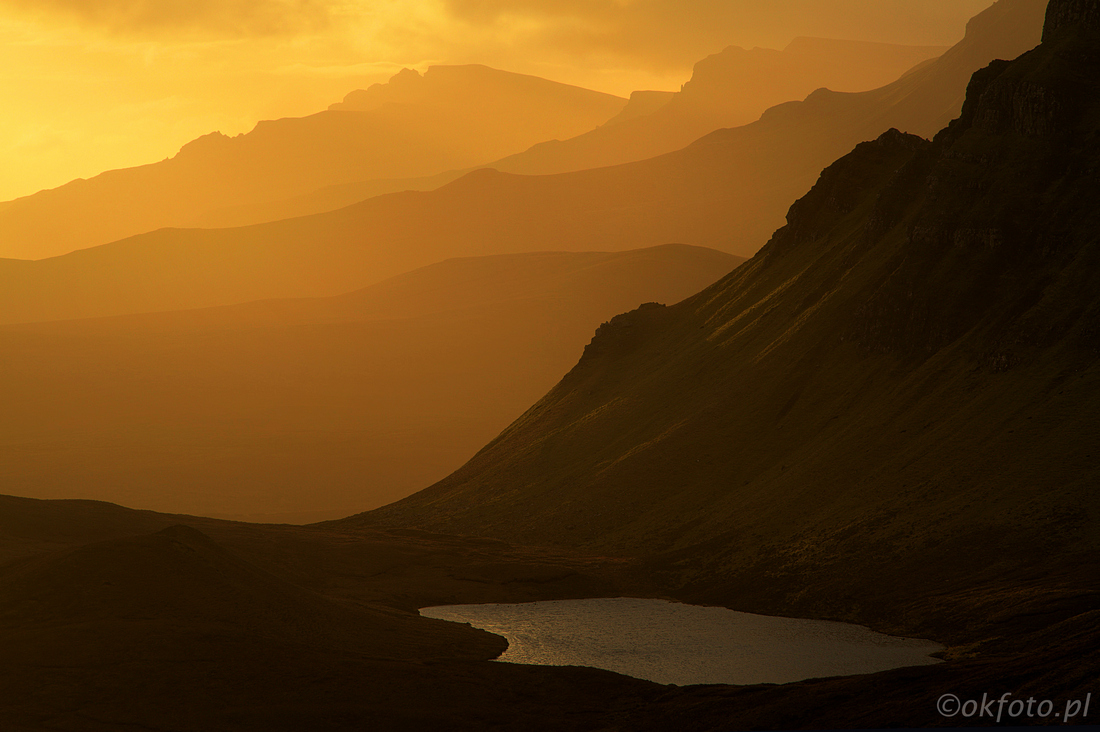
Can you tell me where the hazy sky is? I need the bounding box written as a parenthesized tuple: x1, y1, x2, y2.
(0, 0, 991, 201)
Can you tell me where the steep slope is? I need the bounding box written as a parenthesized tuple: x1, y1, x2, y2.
(0, 245, 739, 522)
(0, 0, 1047, 328)
(357, 0, 1100, 632)
(0, 65, 624, 260)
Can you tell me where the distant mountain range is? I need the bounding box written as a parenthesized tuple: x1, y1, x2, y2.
(489, 37, 948, 177)
(0, 0, 1048, 327)
(0, 38, 951, 261)
(0, 245, 739, 522)
(355, 0, 1099, 637)
(198, 37, 948, 228)
(178, 13, 1037, 235)
(0, 65, 626, 260)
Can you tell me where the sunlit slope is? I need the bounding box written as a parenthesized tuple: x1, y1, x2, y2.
(0, 245, 739, 522)
(0, 65, 625, 260)
(356, 9, 1100, 622)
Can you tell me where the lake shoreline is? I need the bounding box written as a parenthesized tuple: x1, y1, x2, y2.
(422, 597, 944, 686)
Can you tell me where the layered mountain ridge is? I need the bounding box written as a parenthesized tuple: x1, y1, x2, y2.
(0, 0, 1049, 327)
(0, 245, 738, 522)
(0, 65, 625, 260)
(489, 37, 949, 177)
(197, 38, 950, 231)
(352, 0, 1100, 631)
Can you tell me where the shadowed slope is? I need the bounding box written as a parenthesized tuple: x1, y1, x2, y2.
(1, 488, 1098, 731)
(355, 1, 1100, 636)
(0, 514, 674, 732)
(0, 65, 625, 260)
(0, 524, 498, 662)
(0, 245, 739, 522)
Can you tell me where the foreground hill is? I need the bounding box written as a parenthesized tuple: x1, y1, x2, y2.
(0, 498, 673, 731)
(356, 0, 1100, 636)
(0, 245, 738, 522)
(0, 0, 1047, 328)
(0, 65, 625, 260)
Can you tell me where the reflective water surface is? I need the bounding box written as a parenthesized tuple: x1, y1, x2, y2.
(421, 597, 943, 686)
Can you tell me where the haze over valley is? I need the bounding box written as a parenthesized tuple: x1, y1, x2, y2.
(0, 0, 1097, 730)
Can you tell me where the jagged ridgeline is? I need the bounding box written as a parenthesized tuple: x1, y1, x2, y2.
(353, 0, 1100, 622)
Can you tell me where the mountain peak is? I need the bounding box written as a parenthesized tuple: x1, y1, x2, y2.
(175, 131, 231, 158)
(1043, 0, 1100, 39)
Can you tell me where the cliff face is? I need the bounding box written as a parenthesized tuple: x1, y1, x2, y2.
(353, 2, 1100, 631)
(1043, 0, 1100, 38)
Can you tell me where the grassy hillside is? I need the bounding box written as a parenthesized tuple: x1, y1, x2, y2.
(355, 3, 1100, 638)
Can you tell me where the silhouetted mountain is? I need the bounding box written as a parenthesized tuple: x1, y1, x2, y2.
(190, 168, 467, 230)
(0, 245, 738, 522)
(0, 65, 624, 260)
(0, 1, 1046, 329)
(355, 0, 1100, 635)
(188, 38, 943, 233)
(0, 1, 1048, 328)
(601, 90, 678, 126)
(492, 37, 949, 176)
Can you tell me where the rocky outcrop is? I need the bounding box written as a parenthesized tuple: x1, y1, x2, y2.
(764, 129, 929, 259)
(360, 0, 1100, 551)
(579, 302, 668, 363)
(1042, 0, 1100, 39)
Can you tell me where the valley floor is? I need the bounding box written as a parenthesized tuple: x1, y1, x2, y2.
(0, 495, 1095, 731)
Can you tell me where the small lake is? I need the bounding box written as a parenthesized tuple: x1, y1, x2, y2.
(421, 597, 943, 686)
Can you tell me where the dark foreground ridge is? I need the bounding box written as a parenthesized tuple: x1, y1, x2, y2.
(361, 0, 1100, 600)
(348, 0, 1100, 718)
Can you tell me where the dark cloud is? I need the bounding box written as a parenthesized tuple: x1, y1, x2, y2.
(0, 0, 331, 37)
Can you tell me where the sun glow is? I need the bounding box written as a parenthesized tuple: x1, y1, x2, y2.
(0, 0, 990, 201)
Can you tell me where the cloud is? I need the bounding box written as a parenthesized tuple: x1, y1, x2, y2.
(0, 0, 332, 37)
(438, 0, 993, 69)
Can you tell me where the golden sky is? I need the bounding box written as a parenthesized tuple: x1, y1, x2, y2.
(0, 0, 991, 201)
